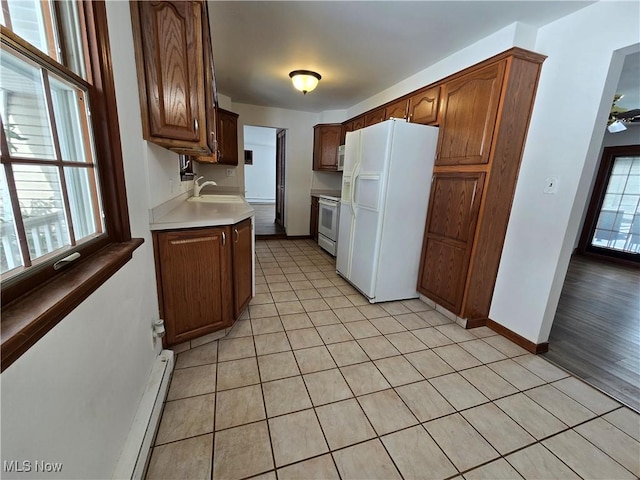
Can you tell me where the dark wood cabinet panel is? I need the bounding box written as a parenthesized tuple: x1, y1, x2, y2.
(408, 86, 440, 125)
(385, 99, 409, 120)
(313, 124, 342, 171)
(418, 172, 485, 313)
(232, 219, 252, 318)
(217, 108, 239, 165)
(460, 57, 545, 320)
(341, 122, 353, 145)
(156, 227, 232, 345)
(418, 238, 468, 313)
(426, 173, 485, 244)
(436, 62, 505, 166)
(364, 109, 385, 127)
(352, 116, 365, 131)
(131, 0, 213, 154)
(310, 196, 319, 241)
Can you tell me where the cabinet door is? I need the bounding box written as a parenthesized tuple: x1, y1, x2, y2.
(157, 227, 232, 345)
(408, 86, 440, 125)
(217, 108, 239, 165)
(132, 1, 208, 152)
(417, 172, 485, 314)
(436, 62, 505, 166)
(352, 116, 365, 131)
(341, 122, 353, 145)
(232, 219, 253, 318)
(385, 98, 409, 120)
(310, 196, 319, 241)
(313, 124, 342, 171)
(364, 109, 385, 127)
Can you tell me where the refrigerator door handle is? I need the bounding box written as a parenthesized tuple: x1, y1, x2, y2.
(351, 162, 361, 217)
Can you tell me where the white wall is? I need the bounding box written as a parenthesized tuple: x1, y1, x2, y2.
(311, 171, 343, 192)
(347, 22, 538, 119)
(244, 125, 277, 202)
(0, 2, 173, 478)
(490, 1, 640, 344)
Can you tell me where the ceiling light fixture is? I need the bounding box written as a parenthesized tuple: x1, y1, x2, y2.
(289, 70, 321, 94)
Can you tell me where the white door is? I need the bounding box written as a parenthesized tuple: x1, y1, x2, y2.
(348, 121, 393, 297)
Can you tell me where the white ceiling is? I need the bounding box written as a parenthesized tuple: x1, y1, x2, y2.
(207, 1, 594, 113)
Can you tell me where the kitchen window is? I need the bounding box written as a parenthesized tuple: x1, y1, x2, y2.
(1, 1, 139, 371)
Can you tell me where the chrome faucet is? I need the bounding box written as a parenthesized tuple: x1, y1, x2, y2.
(193, 176, 217, 197)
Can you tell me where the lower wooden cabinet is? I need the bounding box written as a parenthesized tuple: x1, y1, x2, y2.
(417, 172, 485, 313)
(310, 196, 319, 241)
(232, 218, 252, 318)
(153, 219, 253, 346)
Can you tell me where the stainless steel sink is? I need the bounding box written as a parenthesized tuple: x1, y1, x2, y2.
(187, 194, 245, 204)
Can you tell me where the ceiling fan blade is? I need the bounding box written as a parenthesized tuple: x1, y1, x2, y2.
(615, 108, 640, 120)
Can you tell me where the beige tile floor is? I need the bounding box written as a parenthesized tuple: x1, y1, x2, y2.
(146, 239, 640, 480)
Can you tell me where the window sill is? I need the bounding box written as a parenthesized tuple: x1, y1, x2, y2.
(1, 238, 144, 372)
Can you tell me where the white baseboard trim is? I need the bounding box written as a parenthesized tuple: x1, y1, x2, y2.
(246, 198, 275, 204)
(112, 350, 174, 480)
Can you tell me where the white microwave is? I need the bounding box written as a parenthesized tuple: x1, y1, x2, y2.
(337, 145, 345, 171)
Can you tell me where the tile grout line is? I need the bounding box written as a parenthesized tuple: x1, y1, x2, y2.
(154, 239, 636, 480)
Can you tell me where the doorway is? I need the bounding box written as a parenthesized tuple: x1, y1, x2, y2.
(243, 125, 286, 237)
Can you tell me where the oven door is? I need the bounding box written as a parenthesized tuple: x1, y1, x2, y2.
(318, 199, 339, 241)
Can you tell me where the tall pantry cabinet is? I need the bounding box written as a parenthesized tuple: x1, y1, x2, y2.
(417, 49, 546, 323)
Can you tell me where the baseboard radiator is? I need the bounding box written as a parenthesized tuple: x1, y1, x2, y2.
(113, 350, 174, 479)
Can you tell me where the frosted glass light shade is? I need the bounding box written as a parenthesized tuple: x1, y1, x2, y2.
(607, 120, 627, 133)
(289, 70, 321, 94)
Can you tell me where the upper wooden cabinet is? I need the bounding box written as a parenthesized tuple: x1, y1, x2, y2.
(364, 109, 385, 127)
(436, 62, 505, 166)
(131, 0, 217, 155)
(313, 124, 342, 171)
(190, 107, 238, 164)
(385, 99, 409, 120)
(407, 86, 440, 125)
(341, 122, 353, 145)
(217, 108, 239, 165)
(352, 116, 365, 131)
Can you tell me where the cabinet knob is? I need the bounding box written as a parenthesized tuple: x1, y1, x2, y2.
(222, 231, 226, 246)
(234, 228, 239, 243)
(194, 118, 199, 133)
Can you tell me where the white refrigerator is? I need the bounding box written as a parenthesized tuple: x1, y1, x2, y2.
(336, 119, 439, 303)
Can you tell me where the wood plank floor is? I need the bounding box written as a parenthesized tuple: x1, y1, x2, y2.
(543, 254, 640, 411)
(250, 203, 285, 237)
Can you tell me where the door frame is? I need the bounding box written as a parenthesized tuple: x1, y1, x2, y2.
(275, 128, 286, 230)
(578, 144, 640, 264)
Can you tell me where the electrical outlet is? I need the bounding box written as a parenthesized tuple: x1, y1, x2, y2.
(226, 168, 235, 177)
(543, 177, 558, 194)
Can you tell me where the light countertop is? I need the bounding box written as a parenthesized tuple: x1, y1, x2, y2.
(149, 194, 255, 231)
